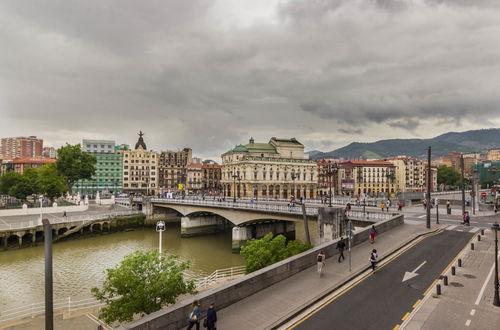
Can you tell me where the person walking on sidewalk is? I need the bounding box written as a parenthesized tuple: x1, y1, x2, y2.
(205, 303, 217, 330)
(317, 250, 326, 277)
(187, 300, 201, 330)
(369, 225, 378, 244)
(337, 237, 346, 262)
(370, 249, 378, 271)
(380, 202, 385, 212)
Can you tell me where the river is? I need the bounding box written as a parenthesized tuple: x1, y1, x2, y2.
(0, 223, 243, 312)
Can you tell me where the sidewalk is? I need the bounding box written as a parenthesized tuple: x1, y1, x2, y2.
(212, 222, 443, 330)
(402, 227, 500, 329)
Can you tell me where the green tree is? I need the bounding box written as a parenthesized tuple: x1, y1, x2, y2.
(0, 172, 23, 195)
(91, 250, 196, 324)
(437, 165, 462, 187)
(37, 163, 68, 199)
(240, 233, 312, 273)
(8, 168, 40, 200)
(56, 144, 96, 190)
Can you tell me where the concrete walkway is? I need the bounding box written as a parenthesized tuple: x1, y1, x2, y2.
(402, 227, 500, 329)
(211, 222, 443, 330)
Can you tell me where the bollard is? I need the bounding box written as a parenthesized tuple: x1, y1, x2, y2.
(478, 235, 481, 241)
(481, 229, 484, 235)
(452, 266, 456, 275)
(436, 284, 442, 295)
(458, 259, 462, 267)
(443, 275, 448, 286)
(471, 243, 475, 250)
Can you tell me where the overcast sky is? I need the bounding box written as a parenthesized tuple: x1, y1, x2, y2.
(1, 0, 499, 159)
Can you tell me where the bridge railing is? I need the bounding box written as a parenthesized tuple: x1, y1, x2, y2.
(0, 210, 142, 231)
(151, 198, 320, 216)
(193, 265, 247, 289)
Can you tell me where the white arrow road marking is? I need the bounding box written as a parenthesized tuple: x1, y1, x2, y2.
(402, 261, 427, 282)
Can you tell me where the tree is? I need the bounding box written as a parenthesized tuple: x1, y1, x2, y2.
(56, 144, 96, 190)
(0, 172, 23, 195)
(37, 163, 68, 199)
(437, 165, 462, 187)
(240, 233, 312, 273)
(7, 169, 40, 200)
(91, 250, 196, 324)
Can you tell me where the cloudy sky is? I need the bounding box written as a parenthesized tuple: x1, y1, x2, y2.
(1, 0, 499, 159)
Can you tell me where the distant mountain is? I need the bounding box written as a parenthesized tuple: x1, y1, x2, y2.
(309, 128, 500, 160)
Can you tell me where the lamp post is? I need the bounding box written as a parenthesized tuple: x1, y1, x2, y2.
(291, 170, 296, 200)
(492, 222, 499, 307)
(156, 221, 165, 254)
(232, 173, 240, 202)
(461, 153, 466, 216)
(325, 161, 337, 207)
(39, 195, 44, 225)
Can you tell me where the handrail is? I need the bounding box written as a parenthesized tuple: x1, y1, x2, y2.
(0, 210, 142, 231)
(0, 265, 246, 324)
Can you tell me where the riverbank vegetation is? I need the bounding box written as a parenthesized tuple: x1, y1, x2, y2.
(91, 249, 196, 324)
(241, 233, 312, 273)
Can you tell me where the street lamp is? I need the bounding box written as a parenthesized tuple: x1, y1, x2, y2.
(325, 161, 337, 207)
(39, 195, 44, 225)
(492, 222, 499, 307)
(156, 221, 165, 255)
(232, 172, 240, 202)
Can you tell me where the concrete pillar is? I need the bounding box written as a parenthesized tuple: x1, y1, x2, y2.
(180, 215, 227, 238)
(2, 236, 7, 250)
(31, 232, 36, 244)
(232, 226, 252, 252)
(18, 235, 22, 247)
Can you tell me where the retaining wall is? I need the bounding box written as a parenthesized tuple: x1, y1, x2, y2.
(0, 204, 88, 217)
(121, 214, 404, 330)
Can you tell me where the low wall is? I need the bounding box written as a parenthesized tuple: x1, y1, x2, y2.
(0, 204, 89, 217)
(121, 214, 404, 330)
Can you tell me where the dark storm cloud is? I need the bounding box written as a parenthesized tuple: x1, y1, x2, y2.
(0, 0, 499, 157)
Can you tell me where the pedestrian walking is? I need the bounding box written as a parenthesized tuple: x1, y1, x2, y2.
(187, 300, 201, 330)
(337, 237, 346, 262)
(423, 199, 427, 210)
(446, 200, 451, 214)
(205, 302, 217, 330)
(369, 225, 378, 244)
(462, 211, 470, 226)
(397, 201, 402, 211)
(380, 202, 385, 212)
(317, 250, 326, 277)
(370, 249, 378, 271)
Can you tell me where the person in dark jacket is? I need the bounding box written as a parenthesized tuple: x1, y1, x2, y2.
(337, 237, 346, 263)
(206, 303, 217, 330)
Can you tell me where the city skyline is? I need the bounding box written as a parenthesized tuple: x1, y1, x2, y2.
(2, 1, 500, 159)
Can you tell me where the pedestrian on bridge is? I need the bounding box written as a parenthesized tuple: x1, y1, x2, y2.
(205, 302, 217, 330)
(370, 249, 378, 271)
(380, 202, 385, 212)
(369, 225, 377, 244)
(317, 250, 326, 277)
(337, 237, 346, 262)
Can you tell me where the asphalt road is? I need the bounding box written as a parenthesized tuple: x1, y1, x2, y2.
(292, 230, 474, 330)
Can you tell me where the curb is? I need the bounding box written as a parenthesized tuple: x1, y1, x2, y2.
(270, 225, 446, 329)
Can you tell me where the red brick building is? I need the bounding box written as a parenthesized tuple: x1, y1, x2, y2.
(1, 136, 43, 159)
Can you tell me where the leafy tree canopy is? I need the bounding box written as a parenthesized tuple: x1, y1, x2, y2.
(37, 163, 68, 199)
(437, 165, 463, 187)
(91, 250, 196, 324)
(0, 171, 23, 195)
(8, 169, 40, 200)
(240, 233, 312, 273)
(56, 144, 96, 189)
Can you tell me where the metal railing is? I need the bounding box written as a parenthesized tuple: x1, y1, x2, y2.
(193, 265, 246, 289)
(151, 198, 320, 216)
(0, 210, 142, 231)
(0, 297, 105, 324)
(0, 265, 246, 325)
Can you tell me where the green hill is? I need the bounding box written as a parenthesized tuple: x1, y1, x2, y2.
(309, 128, 500, 160)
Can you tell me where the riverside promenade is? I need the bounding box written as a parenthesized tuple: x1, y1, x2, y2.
(194, 222, 443, 330)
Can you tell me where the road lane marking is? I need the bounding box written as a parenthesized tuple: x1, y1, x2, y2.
(470, 227, 480, 233)
(465, 319, 471, 327)
(417, 215, 426, 218)
(401, 312, 410, 321)
(393, 325, 400, 330)
(285, 230, 444, 329)
(470, 309, 475, 316)
(402, 261, 427, 282)
(446, 225, 457, 231)
(412, 299, 421, 308)
(475, 252, 500, 305)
